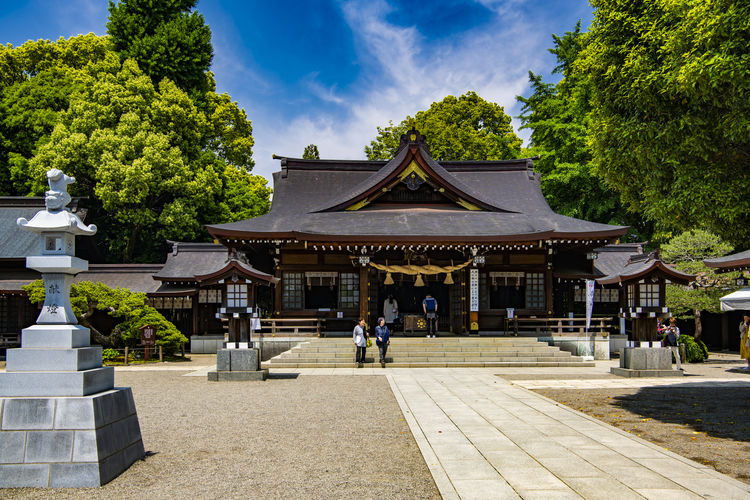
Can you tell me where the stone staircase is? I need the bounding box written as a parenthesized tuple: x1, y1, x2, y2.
(261, 337, 595, 368)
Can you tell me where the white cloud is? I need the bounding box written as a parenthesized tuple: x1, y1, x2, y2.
(248, 0, 558, 182)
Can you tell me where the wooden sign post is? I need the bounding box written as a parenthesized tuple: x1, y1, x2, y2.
(139, 324, 156, 361)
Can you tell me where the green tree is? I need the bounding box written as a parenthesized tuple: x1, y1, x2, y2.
(516, 23, 653, 240)
(29, 56, 224, 262)
(580, 0, 750, 247)
(662, 229, 738, 340)
(2, 35, 267, 262)
(365, 91, 522, 161)
(23, 280, 187, 351)
(303, 144, 320, 159)
(107, 0, 213, 95)
(0, 35, 110, 195)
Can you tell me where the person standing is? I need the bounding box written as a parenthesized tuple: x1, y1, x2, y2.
(423, 294, 438, 338)
(353, 318, 368, 368)
(664, 317, 682, 370)
(740, 314, 750, 370)
(375, 317, 390, 368)
(383, 295, 399, 326)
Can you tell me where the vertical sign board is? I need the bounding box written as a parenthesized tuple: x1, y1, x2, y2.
(585, 280, 595, 333)
(139, 324, 156, 361)
(470, 268, 479, 312)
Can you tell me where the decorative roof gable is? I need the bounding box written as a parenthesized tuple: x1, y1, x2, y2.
(315, 129, 517, 213)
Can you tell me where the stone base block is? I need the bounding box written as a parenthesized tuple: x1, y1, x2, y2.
(216, 348, 260, 372)
(0, 367, 114, 397)
(0, 388, 144, 487)
(207, 369, 268, 382)
(611, 367, 684, 378)
(620, 347, 671, 370)
(21, 325, 91, 349)
(6, 346, 102, 372)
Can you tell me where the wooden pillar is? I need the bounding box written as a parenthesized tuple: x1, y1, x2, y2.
(545, 262, 554, 317)
(359, 265, 368, 323)
(274, 269, 282, 316)
(191, 292, 199, 336)
(721, 313, 729, 350)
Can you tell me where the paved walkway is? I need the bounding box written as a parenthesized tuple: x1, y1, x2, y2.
(263, 366, 750, 499)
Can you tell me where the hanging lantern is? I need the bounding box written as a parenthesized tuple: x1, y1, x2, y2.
(444, 272, 454, 285)
(384, 272, 394, 285)
(414, 273, 425, 287)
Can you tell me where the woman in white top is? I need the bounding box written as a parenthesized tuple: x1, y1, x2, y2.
(383, 295, 398, 324)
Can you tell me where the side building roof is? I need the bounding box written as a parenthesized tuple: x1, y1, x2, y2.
(704, 249, 750, 272)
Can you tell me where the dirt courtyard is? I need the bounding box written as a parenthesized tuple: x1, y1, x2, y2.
(531, 357, 750, 485)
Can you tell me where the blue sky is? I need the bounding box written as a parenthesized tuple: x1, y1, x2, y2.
(0, 0, 593, 182)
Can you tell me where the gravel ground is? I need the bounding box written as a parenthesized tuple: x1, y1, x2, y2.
(7, 371, 439, 499)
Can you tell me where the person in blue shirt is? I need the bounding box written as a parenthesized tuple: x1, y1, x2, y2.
(375, 317, 390, 368)
(422, 294, 438, 338)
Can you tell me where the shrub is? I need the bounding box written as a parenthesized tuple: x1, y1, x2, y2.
(679, 335, 709, 363)
(102, 348, 120, 361)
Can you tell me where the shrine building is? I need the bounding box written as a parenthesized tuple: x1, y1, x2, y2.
(206, 129, 630, 334)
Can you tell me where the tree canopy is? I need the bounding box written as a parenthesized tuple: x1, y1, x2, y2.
(516, 23, 652, 241)
(365, 91, 522, 161)
(1, 32, 269, 263)
(107, 0, 212, 95)
(580, 0, 750, 247)
(661, 229, 738, 338)
(303, 144, 320, 159)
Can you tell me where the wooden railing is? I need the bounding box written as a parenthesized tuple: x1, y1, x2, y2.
(258, 318, 325, 337)
(507, 317, 613, 337)
(0, 332, 21, 349)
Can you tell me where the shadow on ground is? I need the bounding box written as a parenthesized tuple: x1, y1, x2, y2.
(612, 384, 750, 443)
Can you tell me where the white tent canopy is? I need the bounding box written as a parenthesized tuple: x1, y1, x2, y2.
(719, 286, 750, 311)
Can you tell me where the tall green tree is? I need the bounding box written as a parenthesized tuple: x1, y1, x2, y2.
(662, 229, 737, 340)
(365, 91, 522, 161)
(0, 35, 110, 195)
(303, 144, 320, 159)
(517, 23, 653, 240)
(107, 0, 212, 95)
(580, 0, 750, 247)
(1, 35, 268, 263)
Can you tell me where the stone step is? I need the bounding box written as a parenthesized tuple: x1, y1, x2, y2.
(268, 355, 578, 363)
(261, 360, 595, 369)
(262, 337, 589, 369)
(276, 351, 573, 359)
(297, 345, 560, 353)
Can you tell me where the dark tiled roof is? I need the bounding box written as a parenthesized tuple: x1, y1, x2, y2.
(597, 252, 694, 285)
(153, 242, 229, 280)
(0, 269, 40, 292)
(594, 243, 645, 277)
(0, 198, 46, 259)
(73, 264, 163, 294)
(704, 249, 750, 272)
(0, 197, 89, 260)
(207, 147, 627, 242)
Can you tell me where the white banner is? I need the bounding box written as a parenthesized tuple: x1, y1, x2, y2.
(470, 268, 479, 312)
(585, 279, 595, 332)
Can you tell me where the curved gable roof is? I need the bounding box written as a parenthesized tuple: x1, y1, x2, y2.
(314, 130, 517, 213)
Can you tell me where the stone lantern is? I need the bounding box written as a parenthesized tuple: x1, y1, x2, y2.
(0, 169, 144, 487)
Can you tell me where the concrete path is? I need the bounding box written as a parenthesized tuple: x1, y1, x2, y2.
(384, 368, 750, 499)
(260, 366, 750, 499)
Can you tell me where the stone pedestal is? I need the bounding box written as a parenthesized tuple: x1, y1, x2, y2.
(0, 325, 145, 487)
(208, 348, 267, 381)
(611, 347, 684, 378)
(0, 389, 144, 487)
